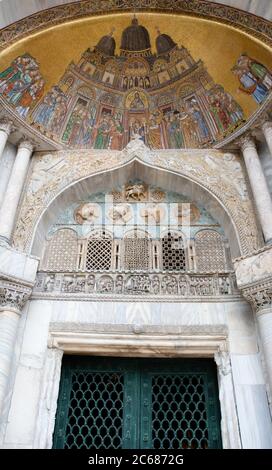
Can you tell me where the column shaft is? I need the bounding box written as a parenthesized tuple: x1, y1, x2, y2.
(0, 121, 12, 159)
(257, 309, 272, 394)
(262, 122, 272, 157)
(241, 136, 272, 243)
(0, 310, 20, 416)
(0, 141, 33, 242)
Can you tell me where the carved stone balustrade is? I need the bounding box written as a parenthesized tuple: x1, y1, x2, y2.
(33, 271, 239, 300)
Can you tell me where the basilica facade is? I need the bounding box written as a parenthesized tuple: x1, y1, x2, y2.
(0, 0, 272, 450)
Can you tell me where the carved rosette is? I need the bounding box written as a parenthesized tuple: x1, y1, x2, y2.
(242, 279, 272, 314)
(0, 280, 32, 313)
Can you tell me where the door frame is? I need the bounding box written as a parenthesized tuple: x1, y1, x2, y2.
(34, 322, 241, 449)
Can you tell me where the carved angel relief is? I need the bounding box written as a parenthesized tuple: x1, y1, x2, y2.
(74, 203, 100, 224)
(108, 204, 132, 224)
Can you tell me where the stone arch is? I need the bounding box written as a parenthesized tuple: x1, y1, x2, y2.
(25, 157, 246, 261)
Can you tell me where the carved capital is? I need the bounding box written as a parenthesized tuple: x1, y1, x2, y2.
(262, 121, 272, 135)
(18, 138, 35, 153)
(238, 133, 256, 153)
(0, 118, 14, 136)
(0, 279, 32, 313)
(242, 279, 272, 313)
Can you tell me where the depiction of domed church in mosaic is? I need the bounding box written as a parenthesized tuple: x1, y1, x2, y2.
(0, 17, 271, 149)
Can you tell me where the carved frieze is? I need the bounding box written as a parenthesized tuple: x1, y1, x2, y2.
(33, 270, 239, 300)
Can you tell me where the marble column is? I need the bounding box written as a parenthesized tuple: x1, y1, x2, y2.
(0, 282, 31, 418)
(0, 139, 34, 243)
(240, 135, 272, 244)
(257, 308, 272, 396)
(0, 120, 13, 159)
(262, 121, 272, 158)
(243, 286, 272, 396)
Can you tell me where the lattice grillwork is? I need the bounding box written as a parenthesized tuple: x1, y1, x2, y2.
(86, 235, 112, 271)
(195, 230, 226, 272)
(43, 229, 78, 271)
(64, 371, 124, 449)
(152, 374, 208, 449)
(124, 237, 150, 271)
(162, 233, 186, 271)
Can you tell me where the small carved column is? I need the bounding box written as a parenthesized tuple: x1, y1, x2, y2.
(240, 134, 272, 244)
(243, 283, 272, 395)
(0, 280, 32, 416)
(0, 139, 34, 243)
(0, 119, 13, 160)
(262, 121, 272, 158)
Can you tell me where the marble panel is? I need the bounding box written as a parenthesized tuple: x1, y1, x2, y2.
(234, 384, 272, 449)
(0, 244, 38, 283)
(4, 366, 42, 445)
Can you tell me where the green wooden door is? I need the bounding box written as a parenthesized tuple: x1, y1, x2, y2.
(53, 357, 222, 449)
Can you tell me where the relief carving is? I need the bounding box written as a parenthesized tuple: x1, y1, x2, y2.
(34, 271, 239, 299)
(12, 144, 262, 257)
(74, 203, 100, 224)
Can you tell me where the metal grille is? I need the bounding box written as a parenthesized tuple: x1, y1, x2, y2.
(54, 357, 221, 449)
(64, 371, 124, 449)
(86, 235, 112, 271)
(43, 229, 78, 271)
(195, 230, 226, 272)
(124, 238, 150, 271)
(162, 233, 186, 271)
(152, 374, 209, 449)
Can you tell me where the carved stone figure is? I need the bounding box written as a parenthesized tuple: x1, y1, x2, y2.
(97, 275, 114, 293)
(125, 183, 147, 201)
(108, 204, 132, 224)
(125, 275, 150, 293)
(151, 275, 160, 294)
(161, 275, 178, 295)
(115, 275, 124, 293)
(86, 274, 95, 292)
(179, 275, 187, 295)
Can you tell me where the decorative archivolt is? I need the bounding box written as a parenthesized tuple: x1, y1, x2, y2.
(12, 141, 262, 256)
(1, 0, 271, 51)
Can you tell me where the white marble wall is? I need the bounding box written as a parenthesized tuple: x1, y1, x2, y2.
(2, 298, 272, 448)
(0, 243, 38, 283)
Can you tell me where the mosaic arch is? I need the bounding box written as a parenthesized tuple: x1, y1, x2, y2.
(0, 10, 271, 150)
